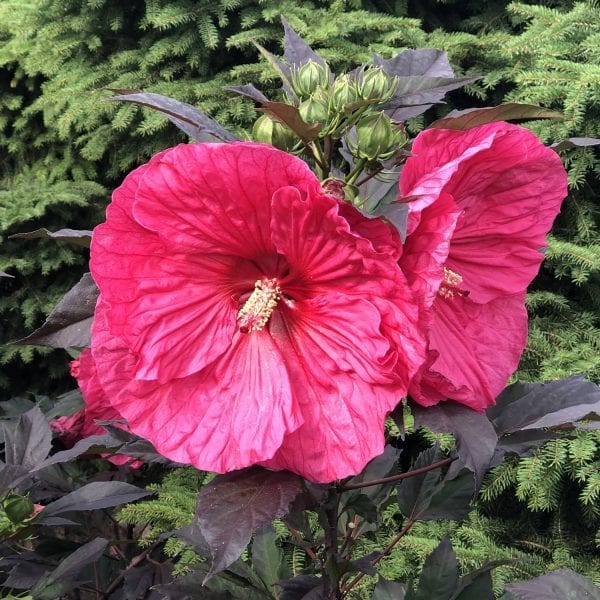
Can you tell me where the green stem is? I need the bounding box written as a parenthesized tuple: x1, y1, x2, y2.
(310, 140, 328, 178)
(345, 158, 367, 186)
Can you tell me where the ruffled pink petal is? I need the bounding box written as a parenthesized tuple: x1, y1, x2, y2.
(92, 157, 240, 382)
(271, 186, 407, 300)
(54, 347, 141, 467)
(51, 411, 85, 447)
(400, 191, 461, 313)
(270, 184, 425, 390)
(262, 300, 407, 482)
(132, 142, 322, 258)
(410, 294, 529, 411)
(401, 129, 497, 236)
(337, 201, 403, 261)
(92, 300, 301, 473)
(402, 123, 567, 303)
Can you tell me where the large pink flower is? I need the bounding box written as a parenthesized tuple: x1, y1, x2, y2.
(399, 122, 568, 410)
(90, 142, 425, 483)
(51, 349, 140, 467)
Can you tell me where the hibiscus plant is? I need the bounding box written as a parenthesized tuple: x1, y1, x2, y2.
(3, 17, 600, 600)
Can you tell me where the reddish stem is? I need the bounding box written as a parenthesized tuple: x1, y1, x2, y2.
(337, 457, 455, 492)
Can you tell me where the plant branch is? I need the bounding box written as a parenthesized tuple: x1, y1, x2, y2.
(340, 518, 417, 596)
(355, 165, 385, 187)
(337, 456, 455, 492)
(102, 540, 161, 597)
(282, 517, 321, 564)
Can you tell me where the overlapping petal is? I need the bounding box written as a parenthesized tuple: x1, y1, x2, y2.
(409, 294, 528, 410)
(92, 300, 299, 472)
(402, 123, 567, 303)
(401, 122, 568, 409)
(89, 142, 425, 482)
(51, 347, 141, 467)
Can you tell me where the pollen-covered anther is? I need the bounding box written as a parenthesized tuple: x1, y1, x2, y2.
(237, 278, 281, 333)
(438, 267, 469, 299)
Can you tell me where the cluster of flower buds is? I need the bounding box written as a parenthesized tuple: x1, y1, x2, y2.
(251, 58, 405, 165)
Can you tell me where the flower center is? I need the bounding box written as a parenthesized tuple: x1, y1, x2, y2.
(237, 278, 281, 333)
(438, 267, 469, 299)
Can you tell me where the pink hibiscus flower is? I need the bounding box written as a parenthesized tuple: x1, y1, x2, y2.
(399, 122, 568, 410)
(51, 349, 141, 467)
(90, 142, 426, 483)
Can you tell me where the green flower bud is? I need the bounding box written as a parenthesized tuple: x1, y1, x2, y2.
(359, 67, 398, 102)
(3, 493, 34, 523)
(252, 115, 298, 151)
(291, 60, 330, 99)
(349, 112, 402, 161)
(298, 93, 329, 127)
(330, 75, 360, 112)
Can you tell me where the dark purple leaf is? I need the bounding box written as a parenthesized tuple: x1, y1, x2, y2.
(375, 202, 409, 241)
(99, 424, 174, 463)
(397, 449, 474, 521)
(0, 463, 30, 496)
(503, 568, 600, 600)
(171, 520, 210, 557)
(45, 388, 83, 420)
(5, 560, 49, 590)
(455, 572, 494, 600)
(31, 538, 108, 600)
(109, 91, 238, 142)
(430, 103, 563, 130)
(252, 525, 285, 591)
(396, 446, 442, 520)
(38, 517, 78, 526)
(259, 101, 320, 141)
(412, 402, 497, 486)
(196, 467, 304, 581)
(225, 84, 270, 104)
(40, 481, 152, 518)
(424, 465, 475, 521)
(123, 564, 155, 600)
(154, 565, 269, 600)
(358, 169, 400, 208)
(455, 560, 520, 600)
(153, 571, 228, 600)
(343, 445, 400, 507)
(382, 76, 480, 121)
(9, 228, 92, 248)
(493, 430, 561, 465)
(3, 407, 52, 470)
(374, 49, 455, 78)
(281, 17, 331, 79)
(0, 396, 36, 417)
(14, 272, 98, 348)
(413, 537, 459, 600)
(254, 43, 296, 101)
(348, 554, 379, 576)
(487, 375, 600, 435)
(345, 494, 378, 523)
(0, 270, 14, 278)
(32, 433, 123, 471)
(280, 575, 324, 600)
(373, 577, 407, 600)
(551, 137, 600, 152)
